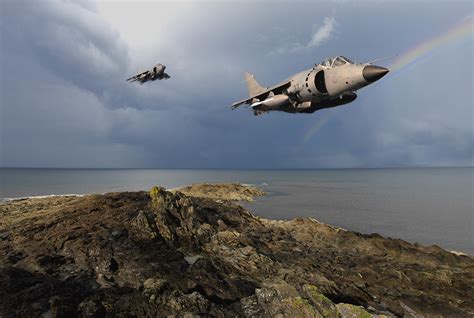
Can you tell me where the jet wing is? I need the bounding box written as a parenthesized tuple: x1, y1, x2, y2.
(231, 81, 292, 109)
(126, 70, 150, 82)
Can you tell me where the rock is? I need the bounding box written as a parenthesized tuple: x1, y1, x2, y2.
(143, 278, 167, 294)
(303, 285, 339, 317)
(336, 303, 373, 318)
(255, 282, 301, 316)
(0, 184, 473, 317)
(78, 298, 106, 318)
(173, 183, 266, 202)
(129, 209, 159, 240)
(240, 295, 263, 317)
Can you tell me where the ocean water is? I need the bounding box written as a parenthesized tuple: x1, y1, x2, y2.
(1, 168, 472, 254)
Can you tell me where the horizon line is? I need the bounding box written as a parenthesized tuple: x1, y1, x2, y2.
(1, 165, 473, 170)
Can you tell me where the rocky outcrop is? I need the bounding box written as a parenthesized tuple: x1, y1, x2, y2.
(0, 184, 473, 317)
(173, 182, 265, 202)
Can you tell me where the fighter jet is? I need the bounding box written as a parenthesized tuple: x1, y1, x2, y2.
(126, 63, 170, 84)
(231, 56, 389, 116)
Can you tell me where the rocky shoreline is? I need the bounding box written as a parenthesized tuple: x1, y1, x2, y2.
(0, 183, 473, 317)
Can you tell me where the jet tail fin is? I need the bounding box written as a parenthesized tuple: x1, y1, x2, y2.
(244, 72, 266, 97)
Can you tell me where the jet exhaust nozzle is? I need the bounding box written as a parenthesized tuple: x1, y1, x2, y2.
(363, 65, 389, 83)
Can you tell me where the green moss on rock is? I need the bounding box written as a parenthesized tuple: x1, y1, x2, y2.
(336, 303, 372, 318)
(149, 186, 166, 210)
(303, 284, 338, 317)
(282, 296, 320, 318)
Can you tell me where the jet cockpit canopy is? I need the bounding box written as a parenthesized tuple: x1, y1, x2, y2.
(319, 56, 354, 68)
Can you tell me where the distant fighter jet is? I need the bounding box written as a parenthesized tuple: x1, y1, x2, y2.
(126, 63, 170, 84)
(231, 56, 389, 115)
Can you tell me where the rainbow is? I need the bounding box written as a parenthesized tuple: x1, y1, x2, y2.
(302, 16, 473, 144)
(390, 15, 474, 72)
(302, 112, 331, 144)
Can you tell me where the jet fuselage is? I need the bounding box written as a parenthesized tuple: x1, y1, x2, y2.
(232, 56, 389, 115)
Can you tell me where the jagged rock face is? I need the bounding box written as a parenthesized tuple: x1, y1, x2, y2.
(0, 186, 473, 317)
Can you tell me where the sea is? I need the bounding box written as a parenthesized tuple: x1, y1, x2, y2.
(1, 168, 472, 255)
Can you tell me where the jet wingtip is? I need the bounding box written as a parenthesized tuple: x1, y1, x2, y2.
(231, 103, 241, 110)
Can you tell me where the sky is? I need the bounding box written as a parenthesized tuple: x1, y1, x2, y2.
(0, 0, 472, 168)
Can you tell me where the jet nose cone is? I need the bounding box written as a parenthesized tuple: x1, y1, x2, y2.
(363, 65, 389, 83)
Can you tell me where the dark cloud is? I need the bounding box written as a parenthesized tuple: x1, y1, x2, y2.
(0, 0, 472, 168)
(0, 0, 178, 111)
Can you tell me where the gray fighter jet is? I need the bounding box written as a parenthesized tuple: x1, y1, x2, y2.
(231, 56, 389, 115)
(126, 63, 170, 84)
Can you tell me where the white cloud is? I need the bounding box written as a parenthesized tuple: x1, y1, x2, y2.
(268, 16, 337, 55)
(307, 17, 336, 48)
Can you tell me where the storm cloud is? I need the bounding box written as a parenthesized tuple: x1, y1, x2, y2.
(0, 0, 472, 168)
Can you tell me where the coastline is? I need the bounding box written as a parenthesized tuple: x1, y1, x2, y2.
(1, 194, 85, 203)
(1, 183, 473, 316)
(2, 183, 471, 258)
(2, 167, 472, 255)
